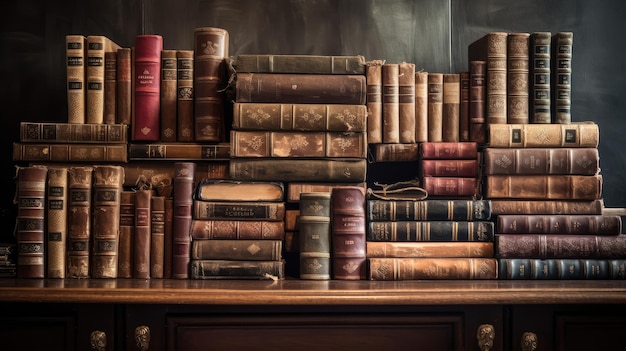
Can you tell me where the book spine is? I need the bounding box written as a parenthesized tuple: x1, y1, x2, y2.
(104, 50, 117, 124)
(419, 141, 478, 160)
(469, 61, 487, 143)
(367, 199, 492, 221)
(194, 179, 285, 202)
(366, 61, 383, 143)
(190, 259, 285, 280)
(229, 158, 367, 182)
(86, 36, 106, 124)
(421, 159, 478, 177)
(366, 241, 494, 258)
(120, 161, 229, 187)
(495, 234, 626, 259)
(172, 162, 196, 279)
(191, 239, 282, 261)
(529, 32, 552, 124)
(176, 50, 194, 141)
(20, 122, 128, 143)
(398, 62, 416, 143)
(485, 175, 602, 200)
(498, 258, 626, 279)
(133, 35, 163, 141)
(486, 32, 508, 125)
(193, 201, 285, 221)
(421, 177, 478, 197)
(414, 71, 429, 142)
(13, 143, 128, 162)
(489, 199, 604, 215)
(299, 192, 332, 280)
(368, 257, 498, 280)
(442, 73, 460, 142)
(233, 54, 365, 74)
(118, 191, 135, 278)
(427, 73, 443, 142)
(150, 196, 165, 278)
(459, 71, 470, 141)
(484, 148, 599, 175)
(370, 143, 419, 162)
(487, 122, 600, 148)
(190, 219, 285, 240)
(134, 188, 151, 279)
(91, 165, 124, 278)
(331, 186, 367, 280)
(552, 32, 573, 124)
(66, 35, 87, 124)
(116, 48, 132, 125)
(286, 182, 366, 202)
(163, 197, 174, 278)
(496, 215, 622, 235)
(66, 166, 93, 278)
(367, 221, 494, 242)
(506, 33, 530, 124)
(46, 167, 68, 278)
(128, 142, 230, 160)
(160, 49, 178, 141)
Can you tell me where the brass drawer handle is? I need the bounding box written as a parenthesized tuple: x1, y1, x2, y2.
(90, 330, 107, 351)
(477, 323, 495, 351)
(521, 331, 538, 351)
(135, 325, 151, 351)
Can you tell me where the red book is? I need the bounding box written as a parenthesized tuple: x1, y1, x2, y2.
(331, 186, 367, 280)
(133, 35, 163, 141)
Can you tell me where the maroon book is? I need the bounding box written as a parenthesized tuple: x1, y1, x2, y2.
(133, 35, 163, 141)
(331, 186, 367, 280)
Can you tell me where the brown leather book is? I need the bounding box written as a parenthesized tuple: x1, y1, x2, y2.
(176, 50, 194, 141)
(20, 122, 128, 143)
(150, 196, 165, 278)
(232, 103, 367, 132)
(91, 165, 124, 278)
(86, 35, 121, 124)
(229, 158, 367, 182)
(133, 188, 152, 279)
(160, 49, 177, 142)
(133, 34, 163, 141)
(46, 166, 68, 278)
(469, 60, 487, 143)
(414, 71, 429, 142)
(496, 214, 622, 235)
(193, 200, 285, 221)
(66, 35, 87, 123)
(15, 166, 48, 278)
(121, 160, 228, 188)
(190, 219, 285, 240)
(495, 234, 626, 259)
(286, 182, 367, 203)
(190, 259, 285, 280)
(459, 71, 470, 141)
(552, 32, 573, 124)
(163, 197, 173, 278)
(191, 239, 282, 261)
(67, 166, 93, 278)
(485, 174, 602, 200)
(370, 143, 419, 162)
(299, 192, 332, 280)
(103, 51, 117, 124)
(116, 47, 132, 125)
(172, 162, 196, 279)
(490, 199, 604, 215)
(483, 148, 600, 175)
(487, 122, 599, 148)
(233, 54, 365, 74)
(128, 142, 230, 160)
(419, 141, 478, 159)
(367, 221, 494, 242)
(398, 62, 416, 143)
(195, 180, 284, 202)
(427, 72, 443, 142)
(13, 142, 128, 163)
(366, 242, 494, 258)
(442, 73, 460, 142)
(118, 190, 135, 278)
(366, 60, 384, 143)
(368, 257, 498, 280)
(230, 131, 367, 158)
(331, 186, 367, 280)
(422, 177, 479, 198)
(367, 199, 492, 221)
(421, 159, 479, 177)
(507, 33, 530, 124)
(529, 32, 552, 124)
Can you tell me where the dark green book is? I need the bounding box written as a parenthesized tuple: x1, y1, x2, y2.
(367, 221, 494, 242)
(368, 199, 492, 221)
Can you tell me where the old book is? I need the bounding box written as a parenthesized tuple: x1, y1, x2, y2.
(190, 259, 285, 280)
(133, 34, 163, 141)
(459, 71, 470, 141)
(366, 60, 384, 143)
(370, 143, 419, 162)
(485, 174, 602, 200)
(421, 159, 479, 177)
(442, 73, 460, 142)
(128, 142, 230, 160)
(13, 143, 128, 162)
(229, 158, 367, 182)
(230, 130, 367, 158)
(368, 257, 498, 280)
(488, 122, 600, 148)
(469, 61, 487, 143)
(415, 71, 429, 142)
(232, 103, 367, 132)
(191, 239, 282, 261)
(195, 180, 284, 202)
(160, 49, 178, 141)
(483, 148, 599, 175)
(118, 191, 135, 278)
(193, 201, 285, 221)
(91, 165, 124, 278)
(490, 199, 604, 215)
(366, 241, 494, 258)
(163, 197, 174, 278)
(419, 141, 478, 160)
(422, 177, 479, 198)
(134, 188, 151, 279)
(398, 62, 416, 143)
(286, 182, 366, 202)
(507, 32, 530, 124)
(552, 32, 573, 124)
(190, 219, 285, 240)
(194, 27, 229, 142)
(427, 73, 443, 142)
(332, 186, 367, 280)
(150, 196, 165, 278)
(20, 122, 128, 143)
(116, 47, 132, 125)
(103, 50, 117, 124)
(14, 166, 48, 278)
(172, 162, 196, 279)
(66, 166, 93, 278)
(494, 233, 626, 259)
(66, 35, 87, 123)
(46, 167, 68, 278)
(176, 50, 194, 141)
(499, 258, 626, 279)
(86, 35, 121, 124)
(234, 54, 365, 74)
(496, 214, 622, 235)
(235, 73, 367, 105)
(299, 192, 332, 280)
(121, 161, 228, 188)
(367, 199, 492, 221)
(529, 32, 552, 124)
(367, 221, 494, 242)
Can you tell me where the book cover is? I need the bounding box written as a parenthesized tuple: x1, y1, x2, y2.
(286, 182, 367, 202)
(552, 32, 573, 124)
(367, 199, 492, 221)
(66, 35, 87, 124)
(368, 257, 498, 280)
(495, 234, 626, 259)
(427, 72, 443, 142)
(366, 241, 494, 258)
(86, 35, 121, 124)
(459, 71, 470, 141)
(485, 174, 602, 200)
(193, 200, 286, 221)
(103, 50, 117, 124)
(331, 186, 367, 280)
(118, 190, 135, 278)
(496, 214, 621, 235)
(370, 143, 419, 162)
(367, 221, 495, 242)
(13, 143, 128, 163)
(116, 47, 132, 125)
(507, 32, 530, 124)
(229, 158, 367, 182)
(398, 62, 416, 143)
(133, 34, 163, 141)
(233, 54, 365, 74)
(422, 177, 479, 198)
(172, 162, 196, 279)
(299, 192, 332, 280)
(160, 49, 178, 141)
(487, 122, 599, 148)
(382, 63, 399, 143)
(150, 196, 165, 278)
(483, 148, 600, 175)
(195, 180, 284, 202)
(66, 166, 93, 278)
(20, 122, 128, 143)
(163, 198, 174, 278)
(499, 258, 626, 279)
(190, 219, 285, 240)
(46, 166, 68, 278)
(128, 142, 230, 160)
(366, 60, 384, 143)
(414, 70, 429, 142)
(134, 188, 151, 279)
(469, 60, 487, 143)
(176, 50, 194, 141)
(490, 199, 605, 215)
(191, 239, 282, 261)
(442, 73, 460, 142)
(190, 259, 285, 280)
(529, 32, 552, 124)
(421, 159, 479, 177)
(120, 161, 228, 188)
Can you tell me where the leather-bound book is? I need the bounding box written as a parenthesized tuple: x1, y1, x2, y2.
(104, 50, 117, 124)
(485, 174, 602, 200)
(118, 191, 135, 278)
(176, 50, 194, 141)
(414, 71, 429, 142)
(193, 201, 285, 221)
(529, 32, 552, 124)
(134, 188, 152, 279)
(286, 182, 366, 202)
(422, 177, 479, 198)
(66, 166, 93, 278)
(195, 180, 284, 202)
(494, 233, 626, 259)
(367, 199, 492, 221)
(163, 197, 173, 278)
(116, 47, 132, 125)
(459, 71, 470, 141)
(469, 61, 487, 143)
(15, 166, 48, 278)
(487, 122, 599, 148)
(233, 54, 366, 74)
(366, 60, 384, 143)
(427, 73, 443, 142)
(368, 221, 494, 242)
(229, 158, 367, 182)
(128, 142, 230, 160)
(398, 62, 416, 143)
(442, 73, 460, 142)
(190, 219, 285, 240)
(160, 49, 177, 141)
(191, 239, 282, 261)
(483, 148, 599, 175)
(331, 186, 367, 280)
(172, 162, 196, 279)
(190, 259, 285, 280)
(86, 35, 121, 124)
(20, 122, 128, 143)
(421, 159, 479, 177)
(496, 214, 622, 235)
(507, 32, 530, 124)
(499, 258, 626, 280)
(150, 196, 165, 278)
(133, 34, 163, 141)
(299, 192, 332, 280)
(490, 199, 604, 215)
(120, 161, 228, 188)
(66, 35, 87, 123)
(552, 32, 574, 124)
(91, 165, 124, 278)
(420, 141, 478, 160)
(46, 166, 68, 278)
(368, 257, 498, 280)
(370, 143, 419, 162)
(13, 143, 128, 163)
(366, 242, 494, 258)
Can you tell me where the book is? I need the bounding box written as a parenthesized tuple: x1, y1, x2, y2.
(14, 166, 48, 278)
(366, 60, 384, 143)
(419, 141, 478, 159)
(163, 197, 174, 278)
(233, 54, 366, 74)
(552, 32, 573, 124)
(398, 62, 416, 143)
(331, 186, 367, 280)
(421, 159, 479, 177)
(368, 257, 498, 280)
(46, 166, 68, 278)
(507, 32, 530, 124)
(299, 192, 332, 280)
(415, 70, 429, 142)
(370, 143, 419, 162)
(494, 234, 626, 259)
(499, 258, 626, 279)
(66, 35, 87, 123)
(103, 50, 117, 124)
(91, 165, 124, 278)
(86, 35, 121, 124)
(66, 166, 93, 278)
(116, 47, 132, 125)
(229, 158, 367, 182)
(427, 72, 443, 142)
(172, 162, 196, 279)
(367, 199, 492, 221)
(442, 73, 460, 142)
(487, 122, 599, 148)
(193, 27, 229, 142)
(286, 182, 367, 202)
(13, 143, 128, 163)
(235, 73, 367, 105)
(160, 49, 178, 142)
(191, 239, 282, 261)
(469, 60, 487, 143)
(176, 50, 194, 141)
(485, 174, 602, 200)
(490, 199, 604, 215)
(121, 161, 229, 188)
(230, 130, 367, 158)
(134, 188, 151, 279)
(422, 177, 479, 198)
(118, 190, 135, 278)
(483, 148, 600, 175)
(496, 214, 622, 235)
(382, 63, 399, 143)
(190, 219, 285, 240)
(193, 201, 286, 221)
(459, 71, 470, 141)
(128, 142, 230, 160)
(20, 122, 128, 143)
(133, 34, 163, 141)
(150, 196, 165, 278)
(366, 241, 495, 258)
(367, 221, 495, 242)
(195, 180, 284, 202)
(529, 32, 552, 124)
(232, 103, 367, 132)
(190, 259, 285, 280)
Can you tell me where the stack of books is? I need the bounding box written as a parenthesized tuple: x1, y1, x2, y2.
(419, 141, 481, 198)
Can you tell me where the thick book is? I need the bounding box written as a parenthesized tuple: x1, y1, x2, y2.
(506, 32, 530, 124)
(193, 200, 286, 221)
(331, 186, 367, 280)
(66, 35, 87, 123)
(419, 141, 478, 159)
(442, 73, 460, 142)
(118, 191, 135, 278)
(195, 180, 284, 202)
(367, 199, 492, 221)
(529, 32, 552, 124)
(422, 177, 479, 198)
(134, 188, 152, 279)
(176, 50, 194, 141)
(495, 233, 626, 259)
(104, 50, 117, 124)
(368, 257, 498, 280)
(233, 54, 365, 74)
(86, 35, 121, 124)
(229, 158, 367, 182)
(469, 60, 487, 143)
(366, 60, 384, 143)
(370, 143, 419, 162)
(398, 62, 416, 143)
(286, 182, 367, 202)
(230, 130, 367, 158)
(232, 103, 367, 132)
(487, 122, 599, 148)
(499, 258, 626, 279)
(235, 73, 367, 105)
(552, 32, 573, 124)
(496, 214, 622, 235)
(172, 162, 196, 279)
(421, 159, 479, 177)
(483, 147, 600, 175)
(133, 34, 163, 141)
(20, 122, 128, 143)
(414, 71, 429, 142)
(46, 167, 68, 278)
(460, 71, 470, 141)
(190, 259, 285, 280)
(299, 192, 332, 280)
(14, 166, 48, 278)
(191, 239, 282, 261)
(427, 72, 443, 142)
(116, 47, 132, 125)
(367, 221, 495, 242)
(382, 63, 399, 143)
(66, 166, 93, 278)
(91, 165, 124, 278)
(128, 142, 230, 160)
(13, 142, 128, 163)
(490, 199, 605, 215)
(366, 241, 494, 258)
(485, 174, 602, 200)
(190, 219, 285, 240)
(150, 196, 165, 278)
(121, 161, 228, 188)
(160, 49, 178, 142)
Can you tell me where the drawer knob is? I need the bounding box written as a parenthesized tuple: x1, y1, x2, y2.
(90, 330, 107, 351)
(477, 323, 495, 351)
(135, 325, 151, 351)
(521, 331, 538, 351)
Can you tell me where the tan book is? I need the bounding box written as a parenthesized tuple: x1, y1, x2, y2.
(398, 62, 416, 143)
(150, 196, 165, 278)
(104, 50, 117, 124)
(414, 71, 429, 142)
(191, 239, 282, 261)
(382, 63, 399, 143)
(488, 122, 599, 148)
(489, 199, 604, 215)
(176, 50, 194, 141)
(134, 188, 151, 279)
(507, 33, 530, 124)
(427, 73, 443, 142)
(128, 142, 229, 160)
(483, 148, 599, 175)
(65, 35, 87, 124)
(116, 47, 132, 125)
(195, 180, 284, 202)
(160, 49, 178, 141)
(189, 219, 285, 240)
(46, 167, 68, 278)
(485, 175, 603, 200)
(332, 186, 367, 280)
(442, 73, 460, 142)
(20, 122, 128, 143)
(366, 60, 384, 143)
(366, 242, 494, 258)
(13, 143, 128, 163)
(368, 257, 498, 280)
(66, 166, 93, 278)
(286, 182, 367, 203)
(118, 191, 135, 278)
(86, 35, 121, 124)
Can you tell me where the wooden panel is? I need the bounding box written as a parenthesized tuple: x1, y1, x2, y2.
(0, 310, 75, 351)
(556, 314, 626, 351)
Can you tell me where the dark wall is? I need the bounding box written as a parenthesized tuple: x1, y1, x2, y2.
(1, 0, 625, 237)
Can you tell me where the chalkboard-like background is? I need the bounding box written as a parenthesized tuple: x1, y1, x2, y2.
(1, 0, 625, 239)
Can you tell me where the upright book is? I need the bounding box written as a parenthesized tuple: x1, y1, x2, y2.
(331, 186, 367, 280)
(46, 166, 68, 278)
(427, 72, 443, 142)
(552, 32, 574, 124)
(506, 32, 530, 124)
(66, 166, 93, 278)
(133, 34, 163, 141)
(116, 47, 132, 125)
(134, 188, 151, 279)
(150, 196, 166, 278)
(233, 54, 366, 74)
(160, 49, 178, 141)
(66, 35, 87, 123)
(414, 70, 429, 142)
(382, 63, 399, 143)
(442, 73, 460, 142)
(529, 32, 552, 124)
(118, 190, 135, 278)
(172, 162, 196, 279)
(86, 35, 121, 124)
(299, 192, 332, 280)
(366, 60, 384, 143)
(398, 62, 416, 143)
(176, 50, 194, 141)
(468, 60, 487, 143)
(103, 50, 117, 124)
